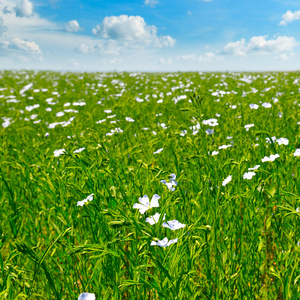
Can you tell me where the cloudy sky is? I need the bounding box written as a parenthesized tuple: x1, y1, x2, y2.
(0, 0, 300, 72)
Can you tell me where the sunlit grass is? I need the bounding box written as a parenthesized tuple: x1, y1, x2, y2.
(0, 70, 299, 299)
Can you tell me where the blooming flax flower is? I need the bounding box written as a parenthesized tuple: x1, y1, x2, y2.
(77, 193, 94, 207)
(243, 171, 256, 180)
(162, 220, 186, 230)
(294, 149, 300, 157)
(261, 154, 280, 162)
(133, 194, 160, 214)
(153, 148, 163, 154)
(222, 175, 232, 186)
(161, 174, 178, 191)
(146, 212, 166, 225)
(248, 165, 260, 171)
(78, 293, 96, 300)
(53, 149, 66, 157)
(151, 237, 178, 247)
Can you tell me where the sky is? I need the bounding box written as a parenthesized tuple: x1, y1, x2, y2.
(0, 0, 300, 72)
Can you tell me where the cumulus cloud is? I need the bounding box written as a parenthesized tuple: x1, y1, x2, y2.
(14, 0, 34, 18)
(0, 38, 42, 54)
(144, 0, 159, 7)
(0, 17, 7, 35)
(92, 15, 175, 48)
(222, 36, 298, 56)
(279, 10, 300, 26)
(65, 20, 81, 32)
(75, 39, 121, 55)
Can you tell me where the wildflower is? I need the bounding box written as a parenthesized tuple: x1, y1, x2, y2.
(78, 293, 96, 300)
(222, 175, 232, 186)
(219, 144, 232, 150)
(249, 103, 259, 109)
(202, 118, 219, 126)
(53, 149, 66, 157)
(151, 237, 178, 247)
(294, 149, 300, 157)
(248, 165, 260, 171)
(133, 194, 160, 214)
(243, 171, 256, 180)
(244, 124, 254, 131)
(56, 111, 64, 117)
(104, 109, 112, 113)
(73, 147, 85, 154)
(211, 151, 219, 156)
(206, 128, 214, 135)
(153, 148, 163, 154)
(180, 130, 187, 136)
(146, 212, 166, 225)
(125, 117, 135, 122)
(262, 102, 272, 108)
(276, 137, 289, 145)
(163, 220, 186, 230)
(261, 154, 280, 162)
(77, 193, 94, 207)
(161, 174, 178, 191)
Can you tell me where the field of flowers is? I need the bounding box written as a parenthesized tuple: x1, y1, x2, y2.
(0, 70, 300, 299)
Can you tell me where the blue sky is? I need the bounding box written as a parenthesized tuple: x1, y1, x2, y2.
(0, 0, 300, 71)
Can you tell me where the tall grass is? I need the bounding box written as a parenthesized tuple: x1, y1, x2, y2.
(0, 70, 299, 299)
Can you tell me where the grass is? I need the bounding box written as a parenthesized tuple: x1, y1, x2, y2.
(0, 70, 299, 299)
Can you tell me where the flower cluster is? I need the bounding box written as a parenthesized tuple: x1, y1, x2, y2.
(133, 174, 185, 247)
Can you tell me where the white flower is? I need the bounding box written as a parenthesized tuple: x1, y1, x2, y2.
(219, 144, 232, 150)
(151, 237, 178, 247)
(153, 148, 163, 154)
(133, 194, 160, 214)
(161, 174, 178, 191)
(104, 109, 112, 113)
(294, 149, 300, 157)
(73, 147, 85, 154)
(248, 165, 260, 171)
(125, 117, 135, 122)
(163, 220, 186, 230)
(262, 102, 272, 108)
(78, 293, 96, 300)
(276, 137, 289, 145)
(222, 175, 232, 186)
(77, 193, 94, 207)
(206, 128, 214, 135)
(56, 111, 64, 117)
(243, 172, 256, 180)
(244, 124, 254, 131)
(180, 130, 187, 136)
(211, 151, 219, 156)
(261, 154, 280, 162)
(53, 149, 66, 157)
(146, 212, 166, 225)
(249, 103, 259, 109)
(202, 118, 219, 126)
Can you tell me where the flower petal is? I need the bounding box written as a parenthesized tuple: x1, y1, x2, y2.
(150, 194, 160, 208)
(139, 195, 149, 207)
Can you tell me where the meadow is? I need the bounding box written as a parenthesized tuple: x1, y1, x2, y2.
(0, 70, 299, 299)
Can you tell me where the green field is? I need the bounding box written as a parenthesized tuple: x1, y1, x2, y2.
(0, 70, 300, 299)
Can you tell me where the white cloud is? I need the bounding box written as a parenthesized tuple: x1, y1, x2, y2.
(279, 10, 300, 26)
(177, 52, 223, 63)
(222, 36, 298, 56)
(14, 0, 33, 18)
(75, 39, 121, 55)
(92, 15, 175, 48)
(0, 17, 7, 35)
(144, 0, 159, 7)
(65, 20, 81, 32)
(1, 37, 42, 54)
